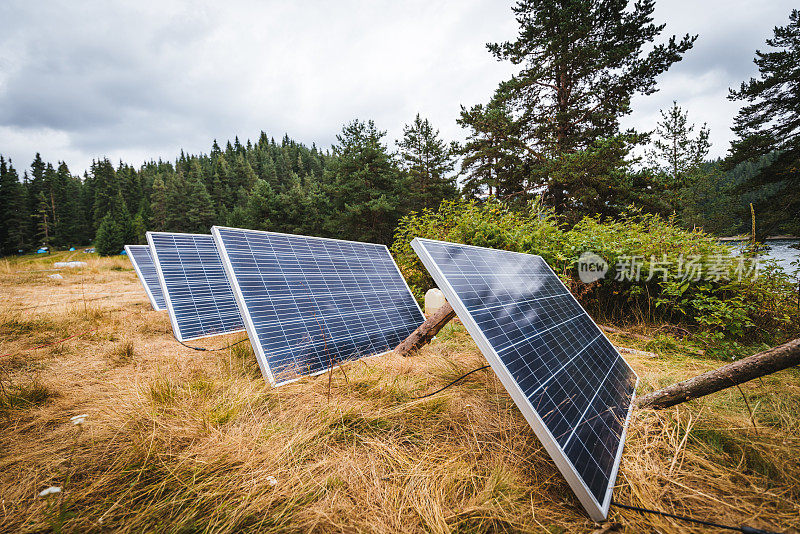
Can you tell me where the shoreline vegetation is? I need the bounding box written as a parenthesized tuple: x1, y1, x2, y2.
(718, 235, 799, 241)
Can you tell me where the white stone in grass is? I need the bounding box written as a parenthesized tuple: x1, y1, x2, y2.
(266, 476, 277, 487)
(70, 414, 88, 425)
(39, 486, 61, 497)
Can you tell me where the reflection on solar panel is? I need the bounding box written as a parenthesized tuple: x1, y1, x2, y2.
(212, 227, 425, 386)
(125, 245, 166, 311)
(147, 232, 244, 342)
(411, 238, 638, 521)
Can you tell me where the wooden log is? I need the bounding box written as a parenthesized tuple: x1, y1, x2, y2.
(599, 324, 653, 342)
(394, 302, 456, 356)
(636, 337, 800, 409)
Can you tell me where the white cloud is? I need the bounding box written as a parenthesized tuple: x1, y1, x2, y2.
(0, 0, 795, 173)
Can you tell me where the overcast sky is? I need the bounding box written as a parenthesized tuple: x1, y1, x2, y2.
(0, 0, 795, 175)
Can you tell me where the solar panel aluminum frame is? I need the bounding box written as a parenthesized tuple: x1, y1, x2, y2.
(212, 226, 425, 387)
(411, 238, 638, 521)
(147, 231, 245, 343)
(124, 245, 166, 311)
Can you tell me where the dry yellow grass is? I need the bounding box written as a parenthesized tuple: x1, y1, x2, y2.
(0, 253, 798, 533)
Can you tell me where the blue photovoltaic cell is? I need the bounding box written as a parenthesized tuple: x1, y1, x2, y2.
(125, 245, 166, 311)
(411, 238, 637, 521)
(212, 227, 425, 386)
(147, 232, 244, 342)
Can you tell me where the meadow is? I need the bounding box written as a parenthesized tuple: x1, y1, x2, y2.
(0, 252, 798, 533)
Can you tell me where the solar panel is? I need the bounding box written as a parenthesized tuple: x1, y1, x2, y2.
(125, 244, 167, 311)
(411, 238, 638, 521)
(147, 232, 245, 342)
(212, 226, 425, 386)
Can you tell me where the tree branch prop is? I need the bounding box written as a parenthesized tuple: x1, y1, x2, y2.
(636, 338, 800, 409)
(394, 302, 456, 357)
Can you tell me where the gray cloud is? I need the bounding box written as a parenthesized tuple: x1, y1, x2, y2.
(0, 0, 795, 173)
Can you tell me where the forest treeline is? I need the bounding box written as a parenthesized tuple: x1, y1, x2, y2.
(1, 2, 797, 256)
(0, 117, 459, 255)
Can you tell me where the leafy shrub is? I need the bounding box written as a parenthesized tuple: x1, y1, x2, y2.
(391, 198, 563, 301)
(391, 198, 799, 344)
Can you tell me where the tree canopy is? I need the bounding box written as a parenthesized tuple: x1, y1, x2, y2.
(726, 9, 800, 236)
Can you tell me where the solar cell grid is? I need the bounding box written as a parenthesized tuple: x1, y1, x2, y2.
(147, 232, 244, 342)
(411, 238, 637, 521)
(125, 245, 166, 311)
(212, 227, 425, 386)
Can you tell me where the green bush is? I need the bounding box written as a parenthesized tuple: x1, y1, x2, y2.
(391, 198, 799, 344)
(95, 213, 132, 256)
(391, 198, 564, 302)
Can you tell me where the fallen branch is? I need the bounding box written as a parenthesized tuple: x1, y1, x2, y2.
(615, 346, 658, 359)
(395, 302, 456, 357)
(599, 324, 652, 342)
(636, 337, 800, 409)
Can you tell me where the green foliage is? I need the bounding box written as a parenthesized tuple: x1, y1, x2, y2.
(646, 101, 711, 189)
(391, 198, 564, 301)
(457, 96, 527, 200)
(95, 213, 128, 256)
(0, 157, 29, 254)
(726, 9, 800, 236)
(325, 120, 403, 244)
(463, 0, 695, 216)
(392, 200, 798, 343)
(1, 118, 468, 256)
(397, 114, 459, 212)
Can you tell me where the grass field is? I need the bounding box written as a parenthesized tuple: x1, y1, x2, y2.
(1, 252, 799, 533)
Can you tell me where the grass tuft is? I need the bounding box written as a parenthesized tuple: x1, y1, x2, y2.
(0, 375, 55, 413)
(107, 340, 135, 366)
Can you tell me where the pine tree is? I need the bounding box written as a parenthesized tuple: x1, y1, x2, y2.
(150, 175, 168, 231)
(260, 154, 278, 186)
(726, 9, 800, 236)
(646, 102, 711, 188)
(457, 97, 527, 199)
(231, 154, 258, 192)
(325, 120, 402, 244)
(0, 157, 29, 254)
(210, 153, 233, 210)
(132, 212, 147, 244)
(244, 179, 276, 230)
(91, 158, 122, 230)
(24, 154, 47, 245)
(164, 172, 188, 232)
(52, 162, 85, 248)
(483, 0, 695, 217)
(185, 175, 216, 233)
(95, 214, 125, 256)
(644, 102, 714, 228)
(397, 114, 459, 211)
(118, 163, 143, 217)
(33, 191, 52, 249)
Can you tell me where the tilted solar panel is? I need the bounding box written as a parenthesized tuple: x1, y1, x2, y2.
(125, 245, 167, 311)
(212, 227, 425, 386)
(147, 232, 245, 342)
(411, 238, 637, 521)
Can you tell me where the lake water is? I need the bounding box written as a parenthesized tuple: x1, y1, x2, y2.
(722, 238, 800, 279)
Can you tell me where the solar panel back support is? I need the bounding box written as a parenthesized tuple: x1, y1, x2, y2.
(147, 231, 245, 342)
(125, 244, 167, 311)
(212, 226, 425, 387)
(411, 238, 638, 521)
